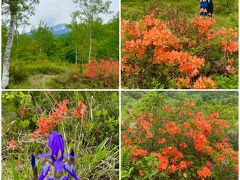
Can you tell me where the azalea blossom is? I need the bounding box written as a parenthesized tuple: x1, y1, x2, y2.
(8, 140, 16, 149)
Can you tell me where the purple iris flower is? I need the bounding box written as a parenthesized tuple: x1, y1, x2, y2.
(31, 131, 79, 180)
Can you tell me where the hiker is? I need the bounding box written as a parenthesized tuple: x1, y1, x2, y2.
(200, 0, 213, 17)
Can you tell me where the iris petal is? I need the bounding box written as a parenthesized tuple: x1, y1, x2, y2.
(39, 154, 52, 159)
(54, 160, 63, 172)
(61, 176, 70, 180)
(31, 154, 36, 168)
(31, 155, 38, 180)
(63, 163, 80, 180)
(48, 131, 65, 161)
(39, 163, 50, 180)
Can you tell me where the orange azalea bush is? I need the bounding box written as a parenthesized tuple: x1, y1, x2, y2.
(122, 13, 238, 89)
(121, 101, 238, 179)
(30, 100, 87, 138)
(72, 59, 119, 88)
(84, 59, 119, 82)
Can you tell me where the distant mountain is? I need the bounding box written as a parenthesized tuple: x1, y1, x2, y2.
(50, 23, 71, 35)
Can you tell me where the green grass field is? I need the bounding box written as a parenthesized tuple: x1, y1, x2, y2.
(122, 0, 238, 28)
(8, 60, 117, 89)
(9, 60, 78, 89)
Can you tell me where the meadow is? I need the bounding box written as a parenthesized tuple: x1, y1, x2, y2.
(2, 91, 119, 179)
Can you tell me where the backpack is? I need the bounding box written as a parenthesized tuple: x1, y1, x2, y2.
(200, 0, 213, 16)
(200, 0, 209, 9)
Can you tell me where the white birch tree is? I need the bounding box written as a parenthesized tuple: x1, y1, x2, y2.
(1, 0, 39, 89)
(72, 0, 112, 63)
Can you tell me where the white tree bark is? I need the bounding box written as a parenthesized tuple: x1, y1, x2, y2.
(88, 28, 92, 63)
(2, 13, 16, 89)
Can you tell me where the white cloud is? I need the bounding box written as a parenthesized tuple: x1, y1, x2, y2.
(21, 0, 119, 32)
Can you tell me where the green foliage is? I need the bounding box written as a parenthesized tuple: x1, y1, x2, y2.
(31, 21, 54, 59)
(2, 0, 40, 22)
(122, 91, 238, 131)
(121, 149, 133, 179)
(213, 75, 238, 89)
(8, 61, 69, 88)
(73, 0, 112, 23)
(122, 0, 238, 28)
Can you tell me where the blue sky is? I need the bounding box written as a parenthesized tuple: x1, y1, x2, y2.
(22, 0, 119, 32)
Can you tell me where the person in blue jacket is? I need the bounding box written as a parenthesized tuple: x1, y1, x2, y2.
(200, 0, 213, 17)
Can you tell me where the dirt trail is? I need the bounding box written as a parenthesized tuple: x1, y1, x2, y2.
(28, 74, 57, 88)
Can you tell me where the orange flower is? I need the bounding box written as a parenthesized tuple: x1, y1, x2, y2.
(148, 113, 153, 117)
(136, 115, 152, 131)
(178, 160, 187, 170)
(188, 101, 195, 107)
(33, 100, 71, 136)
(166, 122, 180, 134)
(169, 165, 177, 173)
(122, 135, 131, 145)
(162, 146, 183, 163)
(179, 143, 187, 149)
(73, 101, 87, 119)
(30, 132, 38, 138)
(193, 132, 207, 151)
(187, 161, 193, 166)
(164, 106, 172, 111)
(146, 131, 154, 138)
(138, 169, 144, 176)
(222, 41, 238, 54)
(157, 155, 169, 171)
(126, 127, 133, 133)
(197, 167, 212, 179)
(193, 119, 212, 134)
(215, 143, 224, 150)
(226, 65, 235, 74)
(193, 16, 216, 34)
(193, 76, 217, 89)
(182, 122, 191, 128)
(234, 166, 238, 174)
(206, 161, 213, 168)
(131, 156, 138, 164)
(8, 140, 16, 149)
(158, 138, 166, 144)
(217, 156, 225, 163)
(131, 149, 148, 157)
(135, 137, 143, 143)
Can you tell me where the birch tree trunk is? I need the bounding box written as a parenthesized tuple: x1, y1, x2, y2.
(88, 28, 92, 63)
(2, 13, 16, 89)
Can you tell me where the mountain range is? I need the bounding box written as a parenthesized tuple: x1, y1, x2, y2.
(50, 23, 71, 35)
